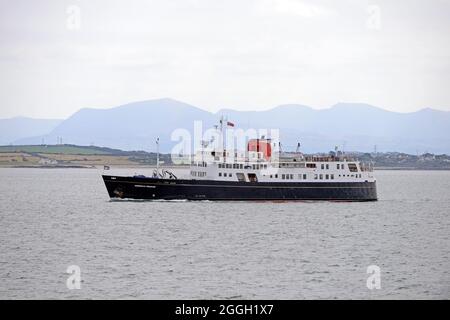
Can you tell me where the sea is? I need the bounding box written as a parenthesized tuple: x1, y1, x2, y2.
(0, 168, 449, 299)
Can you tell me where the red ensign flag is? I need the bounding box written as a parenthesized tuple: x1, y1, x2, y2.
(227, 121, 235, 127)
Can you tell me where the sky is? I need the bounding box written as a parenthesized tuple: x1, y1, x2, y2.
(0, 0, 449, 119)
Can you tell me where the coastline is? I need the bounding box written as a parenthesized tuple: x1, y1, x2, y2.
(2, 145, 450, 170)
(0, 165, 449, 171)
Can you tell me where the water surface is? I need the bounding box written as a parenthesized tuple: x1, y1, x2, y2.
(0, 168, 449, 299)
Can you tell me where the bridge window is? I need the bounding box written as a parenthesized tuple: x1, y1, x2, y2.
(319, 174, 323, 180)
(325, 174, 329, 179)
(337, 164, 340, 169)
(248, 173, 258, 182)
(331, 174, 334, 180)
(219, 172, 222, 177)
(303, 174, 307, 180)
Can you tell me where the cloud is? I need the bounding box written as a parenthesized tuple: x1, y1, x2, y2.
(0, 0, 449, 118)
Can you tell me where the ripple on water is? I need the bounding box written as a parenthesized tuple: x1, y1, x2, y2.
(0, 168, 449, 299)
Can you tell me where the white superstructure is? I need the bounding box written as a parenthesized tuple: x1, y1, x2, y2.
(189, 139, 375, 184)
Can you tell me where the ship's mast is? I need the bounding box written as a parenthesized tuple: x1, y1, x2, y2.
(219, 115, 225, 161)
(220, 115, 225, 152)
(156, 137, 160, 177)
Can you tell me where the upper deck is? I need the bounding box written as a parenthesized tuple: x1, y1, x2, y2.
(189, 150, 375, 183)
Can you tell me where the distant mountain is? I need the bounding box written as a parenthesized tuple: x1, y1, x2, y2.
(15, 99, 216, 152)
(217, 103, 450, 153)
(0, 117, 62, 145)
(12, 99, 450, 154)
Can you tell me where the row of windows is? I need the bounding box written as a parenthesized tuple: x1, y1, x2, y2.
(190, 171, 206, 177)
(271, 173, 363, 180)
(317, 163, 348, 170)
(277, 163, 349, 170)
(314, 174, 335, 180)
(218, 172, 233, 177)
(216, 171, 363, 180)
(219, 163, 241, 169)
(218, 163, 269, 170)
(216, 162, 351, 171)
(268, 174, 308, 180)
(192, 162, 208, 167)
(220, 172, 309, 180)
(338, 174, 362, 178)
(279, 163, 344, 170)
(319, 163, 360, 172)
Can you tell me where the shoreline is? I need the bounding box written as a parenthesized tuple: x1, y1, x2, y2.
(0, 165, 449, 171)
(0, 165, 190, 169)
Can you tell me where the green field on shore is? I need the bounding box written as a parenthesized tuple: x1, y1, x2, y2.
(0, 144, 174, 167)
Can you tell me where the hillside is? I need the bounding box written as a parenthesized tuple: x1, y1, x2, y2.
(5, 98, 450, 154)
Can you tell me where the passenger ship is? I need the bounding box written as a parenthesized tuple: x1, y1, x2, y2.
(102, 125, 377, 201)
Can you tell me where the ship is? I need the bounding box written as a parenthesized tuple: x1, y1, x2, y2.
(102, 122, 377, 201)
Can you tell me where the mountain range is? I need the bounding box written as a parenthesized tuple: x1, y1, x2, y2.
(2, 98, 450, 154)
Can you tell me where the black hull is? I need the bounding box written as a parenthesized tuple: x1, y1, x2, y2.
(102, 175, 378, 201)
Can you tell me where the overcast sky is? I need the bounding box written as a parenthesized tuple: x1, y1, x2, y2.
(0, 0, 449, 119)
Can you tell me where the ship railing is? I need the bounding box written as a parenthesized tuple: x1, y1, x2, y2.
(360, 162, 374, 172)
(280, 156, 356, 162)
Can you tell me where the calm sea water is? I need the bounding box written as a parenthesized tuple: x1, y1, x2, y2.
(0, 168, 449, 299)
